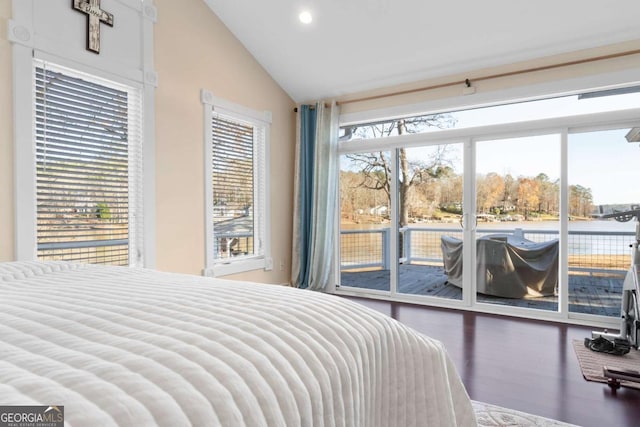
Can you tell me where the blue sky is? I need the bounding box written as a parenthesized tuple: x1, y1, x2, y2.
(474, 130, 638, 205)
(438, 92, 640, 205)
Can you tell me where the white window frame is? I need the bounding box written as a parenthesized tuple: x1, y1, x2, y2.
(334, 70, 640, 329)
(31, 59, 145, 266)
(201, 89, 272, 277)
(10, 0, 157, 267)
(13, 54, 153, 266)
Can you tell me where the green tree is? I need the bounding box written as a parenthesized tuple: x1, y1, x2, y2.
(96, 202, 112, 220)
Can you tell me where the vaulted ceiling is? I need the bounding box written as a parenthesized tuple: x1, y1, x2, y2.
(204, 0, 640, 103)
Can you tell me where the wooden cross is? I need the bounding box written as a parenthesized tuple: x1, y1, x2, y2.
(72, 0, 114, 54)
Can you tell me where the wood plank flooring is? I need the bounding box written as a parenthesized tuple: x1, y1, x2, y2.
(341, 264, 624, 316)
(345, 297, 640, 427)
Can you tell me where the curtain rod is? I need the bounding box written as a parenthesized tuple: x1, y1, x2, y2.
(336, 48, 640, 106)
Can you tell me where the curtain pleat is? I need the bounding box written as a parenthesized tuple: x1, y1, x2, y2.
(291, 105, 316, 288)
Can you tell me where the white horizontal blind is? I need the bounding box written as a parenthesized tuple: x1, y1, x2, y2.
(34, 61, 143, 266)
(211, 112, 260, 260)
(253, 124, 266, 257)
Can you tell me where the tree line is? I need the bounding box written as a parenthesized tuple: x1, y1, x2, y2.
(340, 116, 594, 224)
(340, 167, 593, 225)
(340, 164, 594, 222)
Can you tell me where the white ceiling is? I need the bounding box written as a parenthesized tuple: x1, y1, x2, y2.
(204, 0, 640, 103)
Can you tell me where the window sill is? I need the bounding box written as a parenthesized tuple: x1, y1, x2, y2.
(203, 256, 272, 277)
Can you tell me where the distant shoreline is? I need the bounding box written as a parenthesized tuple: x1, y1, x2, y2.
(342, 219, 636, 232)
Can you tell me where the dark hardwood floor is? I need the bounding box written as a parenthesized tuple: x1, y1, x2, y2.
(345, 296, 640, 427)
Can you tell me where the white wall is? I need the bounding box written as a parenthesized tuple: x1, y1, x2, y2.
(153, 0, 295, 282)
(338, 40, 640, 120)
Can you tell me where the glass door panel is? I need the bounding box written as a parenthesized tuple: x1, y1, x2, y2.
(339, 151, 393, 292)
(568, 129, 638, 318)
(475, 135, 560, 311)
(397, 143, 464, 301)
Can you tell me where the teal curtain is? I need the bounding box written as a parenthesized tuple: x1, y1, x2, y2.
(292, 105, 316, 288)
(291, 102, 340, 290)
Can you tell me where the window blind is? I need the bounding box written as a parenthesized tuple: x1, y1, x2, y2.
(34, 61, 143, 266)
(211, 113, 261, 259)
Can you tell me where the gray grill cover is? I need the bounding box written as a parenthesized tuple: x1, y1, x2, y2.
(441, 234, 559, 298)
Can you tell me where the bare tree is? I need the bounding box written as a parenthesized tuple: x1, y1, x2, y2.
(534, 173, 559, 215)
(477, 172, 505, 214)
(516, 177, 540, 219)
(569, 184, 594, 217)
(343, 114, 457, 226)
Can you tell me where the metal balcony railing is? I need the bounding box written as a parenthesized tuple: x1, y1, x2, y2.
(340, 227, 634, 274)
(37, 238, 129, 265)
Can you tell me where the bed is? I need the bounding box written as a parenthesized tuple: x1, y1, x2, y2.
(0, 261, 475, 426)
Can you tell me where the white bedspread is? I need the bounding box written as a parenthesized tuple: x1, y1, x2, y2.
(0, 262, 475, 426)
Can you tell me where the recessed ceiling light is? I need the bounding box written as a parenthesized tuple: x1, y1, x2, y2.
(299, 11, 313, 24)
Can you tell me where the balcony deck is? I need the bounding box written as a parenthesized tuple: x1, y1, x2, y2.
(340, 264, 624, 317)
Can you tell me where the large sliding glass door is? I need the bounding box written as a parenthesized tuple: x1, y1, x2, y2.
(474, 135, 560, 312)
(339, 151, 393, 292)
(336, 85, 640, 327)
(567, 128, 639, 319)
(397, 143, 465, 301)
(338, 143, 467, 299)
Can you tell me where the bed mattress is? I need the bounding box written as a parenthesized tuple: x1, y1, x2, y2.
(0, 261, 475, 426)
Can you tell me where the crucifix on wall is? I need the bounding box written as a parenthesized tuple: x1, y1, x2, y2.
(72, 0, 114, 54)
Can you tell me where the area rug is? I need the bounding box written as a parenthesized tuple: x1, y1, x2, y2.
(472, 401, 578, 426)
(572, 339, 640, 390)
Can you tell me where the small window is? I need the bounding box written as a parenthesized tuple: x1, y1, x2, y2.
(34, 61, 143, 266)
(202, 90, 271, 276)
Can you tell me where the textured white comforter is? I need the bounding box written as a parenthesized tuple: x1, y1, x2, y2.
(0, 262, 475, 426)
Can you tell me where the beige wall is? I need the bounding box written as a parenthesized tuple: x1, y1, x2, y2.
(0, 0, 296, 284)
(154, 0, 295, 282)
(0, 0, 13, 262)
